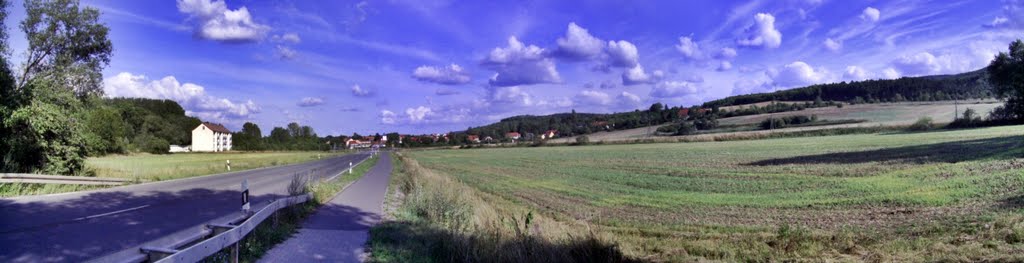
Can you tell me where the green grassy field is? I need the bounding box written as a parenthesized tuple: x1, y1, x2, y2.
(86, 151, 344, 181)
(403, 125, 1024, 261)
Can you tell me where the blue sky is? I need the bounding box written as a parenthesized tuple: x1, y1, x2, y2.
(8, 0, 1020, 135)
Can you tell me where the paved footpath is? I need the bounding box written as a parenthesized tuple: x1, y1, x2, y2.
(260, 153, 393, 263)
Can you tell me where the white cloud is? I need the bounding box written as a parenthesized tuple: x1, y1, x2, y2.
(618, 91, 642, 107)
(606, 40, 640, 68)
(380, 110, 397, 124)
(823, 38, 842, 52)
(769, 61, 831, 88)
(843, 66, 869, 81)
(103, 72, 260, 122)
(717, 61, 733, 72)
(891, 52, 942, 76)
(574, 90, 613, 106)
(405, 106, 433, 122)
(737, 13, 782, 49)
(675, 36, 702, 60)
(485, 86, 533, 106)
(272, 33, 301, 44)
(650, 81, 699, 98)
(882, 67, 900, 79)
(176, 0, 269, 42)
(732, 77, 773, 95)
(351, 84, 374, 97)
(555, 22, 605, 60)
(412, 64, 471, 85)
(860, 7, 880, 22)
(715, 47, 738, 59)
(297, 97, 324, 107)
(621, 64, 662, 85)
(483, 36, 561, 86)
(984, 1, 1024, 28)
(276, 45, 297, 60)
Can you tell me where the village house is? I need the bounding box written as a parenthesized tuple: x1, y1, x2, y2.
(345, 138, 373, 149)
(505, 132, 521, 142)
(467, 135, 480, 143)
(192, 122, 232, 152)
(540, 129, 558, 140)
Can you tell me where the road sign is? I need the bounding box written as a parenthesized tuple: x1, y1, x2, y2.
(241, 179, 250, 213)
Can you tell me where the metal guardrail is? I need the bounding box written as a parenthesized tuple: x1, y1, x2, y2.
(144, 193, 312, 262)
(0, 173, 134, 185)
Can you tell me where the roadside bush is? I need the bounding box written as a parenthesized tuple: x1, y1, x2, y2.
(675, 122, 697, 135)
(575, 135, 591, 145)
(908, 117, 934, 131)
(948, 108, 984, 128)
(287, 173, 309, 196)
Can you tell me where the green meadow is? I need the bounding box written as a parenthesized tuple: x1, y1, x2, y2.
(402, 125, 1024, 261)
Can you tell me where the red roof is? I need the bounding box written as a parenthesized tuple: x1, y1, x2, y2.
(506, 132, 521, 137)
(201, 122, 231, 133)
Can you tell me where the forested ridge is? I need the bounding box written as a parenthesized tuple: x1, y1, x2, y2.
(702, 69, 993, 108)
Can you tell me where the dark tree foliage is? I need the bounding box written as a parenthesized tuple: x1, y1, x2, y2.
(988, 39, 1024, 121)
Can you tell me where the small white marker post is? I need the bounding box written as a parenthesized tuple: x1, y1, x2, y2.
(241, 179, 250, 214)
(226, 159, 231, 171)
(349, 162, 353, 174)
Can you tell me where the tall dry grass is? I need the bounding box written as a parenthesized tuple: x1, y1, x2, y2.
(369, 152, 639, 263)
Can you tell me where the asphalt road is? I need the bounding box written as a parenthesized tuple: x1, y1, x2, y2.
(0, 152, 369, 263)
(259, 153, 392, 262)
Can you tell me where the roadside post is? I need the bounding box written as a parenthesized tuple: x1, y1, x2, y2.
(349, 162, 353, 174)
(236, 179, 249, 263)
(226, 159, 231, 171)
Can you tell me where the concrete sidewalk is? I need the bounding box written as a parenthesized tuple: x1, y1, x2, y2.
(260, 153, 393, 263)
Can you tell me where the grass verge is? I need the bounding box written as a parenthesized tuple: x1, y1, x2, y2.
(367, 152, 640, 263)
(0, 183, 106, 198)
(202, 154, 380, 263)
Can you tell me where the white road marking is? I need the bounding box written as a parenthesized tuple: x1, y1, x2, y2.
(72, 205, 151, 221)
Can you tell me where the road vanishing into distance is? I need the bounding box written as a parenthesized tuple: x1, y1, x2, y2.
(0, 153, 369, 263)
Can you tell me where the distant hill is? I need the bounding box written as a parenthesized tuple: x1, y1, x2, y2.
(702, 68, 993, 108)
(457, 68, 994, 142)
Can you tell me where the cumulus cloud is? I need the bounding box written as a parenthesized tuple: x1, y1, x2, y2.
(607, 40, 640, 68)
(882, 67, 900, 79)
(737, 13, 782, 49)
(714, 47, 738, 59)
(103, 72, 260, 122)
(769, 61, 831, 88)
(276, 45, 297, 60)
(732, 77, 773, 95)
(891, 52, 942, 76)
(412, 64, 471, 85)
(860, 7, 880, 22)
(351, 84, 374, 97)
(574, 90, 613, 106)
(621, 64, 663, 85)
(618, 91, 642, 107)
(573, 90, 643, 110)
(297, 97, 324, 107)
(482, 36, 561, 86)
(380, 110, 397, 124)
(675, 36, 702, 60)
(650, 81, 699, 98)
(823, 38, 841, 52)
(981, 0, 1024, 27)
(272, 33, 301, 44)
(717, 61, 733, 72)
(843, 66, 869, 81)
(554, 22, 605, 60)
(176, 0, 269, 42)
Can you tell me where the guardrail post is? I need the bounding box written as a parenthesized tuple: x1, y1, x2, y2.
(231, 243, 239, 263)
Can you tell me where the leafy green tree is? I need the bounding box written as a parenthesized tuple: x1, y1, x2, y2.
(82, 105, 127, 155)
(988, 39, 1024, 121)
(1, 0, 111, 174)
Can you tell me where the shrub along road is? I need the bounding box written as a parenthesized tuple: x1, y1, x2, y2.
(0, 152, 368, 263)
(259, 153, 393, 263)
